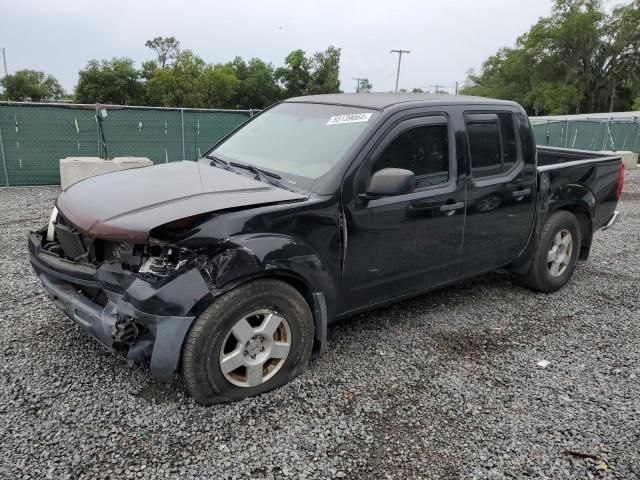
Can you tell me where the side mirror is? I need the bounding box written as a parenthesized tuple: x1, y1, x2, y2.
(362, 168, 415, 200)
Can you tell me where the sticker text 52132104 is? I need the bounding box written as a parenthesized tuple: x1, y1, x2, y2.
(326, 113, 373, 126)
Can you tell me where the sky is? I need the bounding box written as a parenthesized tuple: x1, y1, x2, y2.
(1, 0, 556, 95)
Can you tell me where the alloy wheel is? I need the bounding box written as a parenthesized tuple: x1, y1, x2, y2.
(219, 309, 291, 388)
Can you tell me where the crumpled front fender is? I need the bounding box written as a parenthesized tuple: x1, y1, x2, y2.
(199, 233, 337, 316)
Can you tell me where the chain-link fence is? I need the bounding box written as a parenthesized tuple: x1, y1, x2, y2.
(530, 115, 640, 154)
(0, 102, 256, 186)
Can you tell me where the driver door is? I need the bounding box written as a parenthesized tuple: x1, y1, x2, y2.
(341, 115, 466, 311)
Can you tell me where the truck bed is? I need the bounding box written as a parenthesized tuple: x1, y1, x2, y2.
(537, 146, 622, 169)
(536, 146, 622, 231)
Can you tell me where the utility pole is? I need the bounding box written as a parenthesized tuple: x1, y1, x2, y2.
(352, 77, 362, 93)
(455, 81, 459, 95)
(1, 48, 7, 78)
(390, 49, 410, 93)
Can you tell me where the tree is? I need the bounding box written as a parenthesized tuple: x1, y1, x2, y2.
(1, 70, 64, 101)
(461, 0, 640, 115)
(229, 57, 282, 108)
(308, 46, 341, 94)
(141, 60, 159, 80)
(146, 50, 206, 107)
(633, 96, 640, 110)
(75, 58, 144, 104)
(275, 49, 311, 98)
(144, 68, 178, 106)
(201, 64, 240, 108)
(359, 78, 373, 93)
(275, 46, 342, 98)
(411, 87, 424, 93)
(145, 36, 180, 69)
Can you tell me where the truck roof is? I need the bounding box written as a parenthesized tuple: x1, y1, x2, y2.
(285, 92, 519, 110)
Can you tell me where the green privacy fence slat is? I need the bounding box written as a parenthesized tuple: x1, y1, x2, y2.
(532, 118, 640, 154)
(0, 102, 253, 186)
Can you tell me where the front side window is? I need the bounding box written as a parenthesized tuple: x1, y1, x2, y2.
(372, 124, 449, 189)
(212, 102, 378, 181)
(466, 112, 519, 179)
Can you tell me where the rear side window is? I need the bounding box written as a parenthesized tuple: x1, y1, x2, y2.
(372, 124, 449, 189)
(466, 113, 519, 179)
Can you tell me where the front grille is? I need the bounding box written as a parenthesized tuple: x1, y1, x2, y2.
(54, 223, 87, 260)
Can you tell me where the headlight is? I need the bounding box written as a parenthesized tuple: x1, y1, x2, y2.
(46, 207, 59, 241)
(138, 247, 191, 277)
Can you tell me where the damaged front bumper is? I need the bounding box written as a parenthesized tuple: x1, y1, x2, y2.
(28, 230, 213, 382)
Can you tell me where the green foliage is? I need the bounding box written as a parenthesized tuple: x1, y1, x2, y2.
(411, 88, 424, 93)
(201, 64, 240, 108)
(141, 60, 159, 81)
(145, 68, 179, 107)
(308, 46, 341, 94)
(275, 46, 342, 97)
(461, 0, 640, 115)
(228, 57, 281, 108)
(145, 36, 180, 68)
(75, 58, 144, 104)
(359, 79, 373, 93)
(69, 38, 342, 108)
(633, 96, 640, 110)
(275, 49, 311, 98)
(1, 69, 64, 101)
(146, 50, 205, 107)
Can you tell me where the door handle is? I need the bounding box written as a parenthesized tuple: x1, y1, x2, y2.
(440, 202, 465, 212)
(512, 188, 531, 198)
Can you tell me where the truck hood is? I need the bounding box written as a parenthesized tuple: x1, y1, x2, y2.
(56, 159, 306, 242)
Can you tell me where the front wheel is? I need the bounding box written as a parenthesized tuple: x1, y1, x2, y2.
(182, 279, 314, 405)
(517, 210, 581, 293)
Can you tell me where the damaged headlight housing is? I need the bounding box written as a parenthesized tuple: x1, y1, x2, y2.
(138, 246, 195, 277)
(138, 245, 218, 282)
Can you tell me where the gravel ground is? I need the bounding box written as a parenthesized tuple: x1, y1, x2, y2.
(1, 171, 639, 480)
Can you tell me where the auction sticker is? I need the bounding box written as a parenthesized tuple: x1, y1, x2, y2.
(327, 113, 373, 125)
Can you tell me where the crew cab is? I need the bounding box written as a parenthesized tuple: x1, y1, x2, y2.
(28, 93, 624, 404)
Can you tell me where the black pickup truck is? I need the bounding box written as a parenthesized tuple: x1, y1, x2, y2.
(28, 93, 624, 404)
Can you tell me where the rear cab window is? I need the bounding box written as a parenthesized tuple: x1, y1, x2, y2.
(465, 112, 521, 180)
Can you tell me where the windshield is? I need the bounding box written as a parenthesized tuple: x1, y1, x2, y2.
(211, 102, 378, 180)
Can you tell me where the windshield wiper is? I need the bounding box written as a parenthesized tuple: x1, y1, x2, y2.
(206, 154, 237, 173)
(230, 162, 292, 191)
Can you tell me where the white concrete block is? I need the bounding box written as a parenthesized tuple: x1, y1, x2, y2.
(600, 150, 638, 170)
(60, 157, 154, 190)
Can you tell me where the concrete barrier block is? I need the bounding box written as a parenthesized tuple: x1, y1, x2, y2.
(600, 151, 638, 170)
(60, 157, 154, 190)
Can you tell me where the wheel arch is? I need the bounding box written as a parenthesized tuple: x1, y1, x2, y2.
(511, 183, 595, 272)
(223, 270, 329, 354)
(200, 233, 336, 353)
(551, 203, 593, 259)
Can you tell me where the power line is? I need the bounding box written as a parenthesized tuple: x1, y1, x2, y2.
(390, 49, 410, 93)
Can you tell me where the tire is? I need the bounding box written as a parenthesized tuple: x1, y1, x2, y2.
(182, 279, 314, 405)
(518, 210, 581, 293)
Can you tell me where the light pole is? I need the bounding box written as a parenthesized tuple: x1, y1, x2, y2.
(352, 77, 362, 93)
(390, 49, 410, 93)
(1, 48, 7, 78)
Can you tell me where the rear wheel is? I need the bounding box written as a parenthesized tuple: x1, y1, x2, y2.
(182, 279, 314, 405)
(518, 210, 581, 293)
